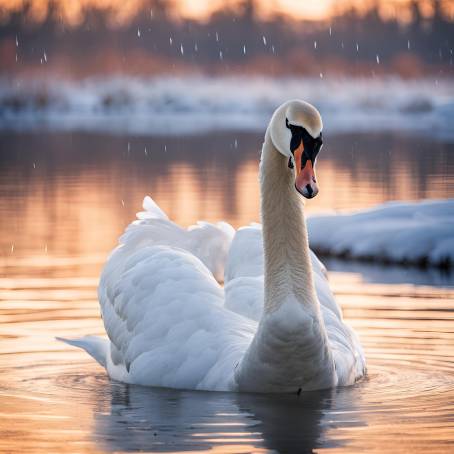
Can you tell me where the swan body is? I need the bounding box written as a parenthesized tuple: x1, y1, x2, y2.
(62, 100, 365, 392)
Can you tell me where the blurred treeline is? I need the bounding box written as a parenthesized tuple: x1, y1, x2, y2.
(0, 0, 452, 78)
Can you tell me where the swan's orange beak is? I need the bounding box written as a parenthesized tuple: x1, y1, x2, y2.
(294, 142, 319, 199)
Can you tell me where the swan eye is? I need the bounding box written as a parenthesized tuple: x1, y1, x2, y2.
(286, 118, 304, 153)
(290, 132, 302, 153)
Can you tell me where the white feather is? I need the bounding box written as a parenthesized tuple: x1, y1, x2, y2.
(61, 196, 364, 391)
(61, 100, 365, 393)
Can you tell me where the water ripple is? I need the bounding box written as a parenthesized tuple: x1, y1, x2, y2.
(1, 267, 454, 453)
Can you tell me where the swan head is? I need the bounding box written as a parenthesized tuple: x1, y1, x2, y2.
(269, 100, 323, 199)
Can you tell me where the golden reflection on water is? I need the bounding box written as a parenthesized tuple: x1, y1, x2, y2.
(1, 130, 454, 452)
(1, 261, 453, 453)
(1, 130, 454, 263)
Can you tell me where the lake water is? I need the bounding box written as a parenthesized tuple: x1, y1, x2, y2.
(1, 130, 454, 453)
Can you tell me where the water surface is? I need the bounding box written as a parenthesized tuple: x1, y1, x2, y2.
(1, 130, 453, 259)
(1, 130, 454, 453)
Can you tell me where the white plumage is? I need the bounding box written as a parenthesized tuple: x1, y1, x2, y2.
(61, 100, 365, 393)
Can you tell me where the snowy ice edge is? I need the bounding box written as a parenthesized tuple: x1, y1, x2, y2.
(1, 76, 453, 139)
(307, 199, 454, 269)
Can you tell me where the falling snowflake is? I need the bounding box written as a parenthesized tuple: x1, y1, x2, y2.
(137, 28, 141, 38)
(262, 36, 267, 45)
(376, 54, 380, 64)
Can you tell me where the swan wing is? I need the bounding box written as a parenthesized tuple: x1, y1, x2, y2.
(99, 244, 255, 390)
(122, 196, 235, 282)
(225, 276, 265, 321)
(224, 224, 264, 281)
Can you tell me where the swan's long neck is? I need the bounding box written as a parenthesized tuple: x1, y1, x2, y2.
(260, 130, 318, 313)
(235, 130, 336, 392)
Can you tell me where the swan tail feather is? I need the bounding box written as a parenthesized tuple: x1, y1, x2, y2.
(56, 336, 108, 368)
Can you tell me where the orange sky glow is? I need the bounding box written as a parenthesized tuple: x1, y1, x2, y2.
(0, 0, 452, 25)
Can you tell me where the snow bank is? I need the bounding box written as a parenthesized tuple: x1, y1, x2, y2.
(307, 200, 454, 268)
(0, 76, 453, 139)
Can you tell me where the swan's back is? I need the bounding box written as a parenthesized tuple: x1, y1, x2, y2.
(94, 196, 253, 389)
(64, 196, 364, 391)
(99, 244, 255, 390)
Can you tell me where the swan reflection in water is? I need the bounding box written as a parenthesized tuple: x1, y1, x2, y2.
(92, 380, 362, 453)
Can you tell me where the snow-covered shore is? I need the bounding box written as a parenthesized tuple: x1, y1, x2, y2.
(307, 200, 454, 269)
(1, 76, 453, 139)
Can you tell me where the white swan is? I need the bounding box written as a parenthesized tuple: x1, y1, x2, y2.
(61, 100, 365, 393)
